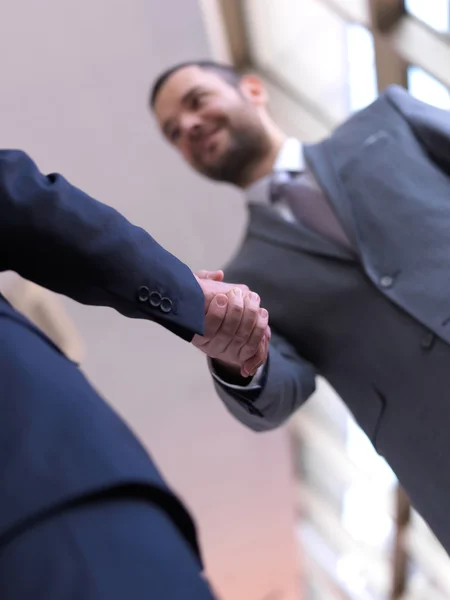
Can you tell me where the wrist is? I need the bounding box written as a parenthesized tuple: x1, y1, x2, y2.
(194, 276, 209, 311)
(211, 359, 252, 385)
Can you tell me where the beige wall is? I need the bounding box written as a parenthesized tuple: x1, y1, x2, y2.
(0, 1, 299, 598)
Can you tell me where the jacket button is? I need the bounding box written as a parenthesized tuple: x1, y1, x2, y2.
(149, 291, 162, 308)
(380, 275, 394, 288)
(137, 286, 150, 303)
(421, 331, 435, 350)
(160, 297, 173, 314)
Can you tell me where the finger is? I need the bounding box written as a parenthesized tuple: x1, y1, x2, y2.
(195, 269, 224, 281)
(241, 337, 266, 378)
(214, 281, 249, 294)
(244, 322, 271, 373)
(242, 334, 269, 378)
(196, 277, 244, 312)
(192, 294, 228, 348)
(239, 307, 269, 364)
(225, 292, 260, 352)
(207, 288, 245, 356)
(232, 283, 249, 293)
(211, 282, 249, 295)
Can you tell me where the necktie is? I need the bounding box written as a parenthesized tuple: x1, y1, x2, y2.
(270, 170, 353, 251)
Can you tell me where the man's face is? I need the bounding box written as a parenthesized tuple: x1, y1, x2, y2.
(153, 66, 270, 185)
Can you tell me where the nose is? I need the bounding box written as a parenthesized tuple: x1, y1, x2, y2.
(180, 114, 203, 141)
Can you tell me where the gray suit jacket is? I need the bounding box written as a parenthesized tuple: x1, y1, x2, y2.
(214, 85, 450, 552)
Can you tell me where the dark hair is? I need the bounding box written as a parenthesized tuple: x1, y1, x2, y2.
(149, 60, 241, 107)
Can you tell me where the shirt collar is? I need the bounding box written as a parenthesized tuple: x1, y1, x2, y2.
(246, 138, 304, 204)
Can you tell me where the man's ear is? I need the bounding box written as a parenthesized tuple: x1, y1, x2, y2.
(239, 75, 268, 107)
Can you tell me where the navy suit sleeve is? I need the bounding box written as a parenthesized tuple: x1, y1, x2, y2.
(0, 150, 204, 341)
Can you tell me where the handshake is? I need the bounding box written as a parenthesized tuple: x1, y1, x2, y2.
(193, 270, 271, 380)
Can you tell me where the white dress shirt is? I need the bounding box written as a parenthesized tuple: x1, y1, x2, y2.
(210, 138, 304, 390)
(246, 137, 304, 221)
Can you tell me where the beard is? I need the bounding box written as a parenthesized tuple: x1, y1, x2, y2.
(195, 118, 271, 186)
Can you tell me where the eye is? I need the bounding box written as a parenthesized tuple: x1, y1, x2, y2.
(168, 127, 180, 143)
(190, 93, 206, 110)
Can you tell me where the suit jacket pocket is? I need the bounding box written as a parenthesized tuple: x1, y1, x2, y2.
(340, 379, 386, 452)
(370, 385, 387, 453)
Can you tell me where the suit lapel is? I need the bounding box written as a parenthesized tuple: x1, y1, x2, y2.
(305, 113, 450, 346)
(304, 142, 362, 259)
(247, 139, 356, 262)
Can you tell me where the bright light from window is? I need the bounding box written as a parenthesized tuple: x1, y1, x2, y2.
(336, 418, 397, 596)
(408, 66, 450, 109)
(343, 420, 396, 543)
(346, 24, 378, 112)
(405, 0, 450, 33)
(336, 554, 375, 600)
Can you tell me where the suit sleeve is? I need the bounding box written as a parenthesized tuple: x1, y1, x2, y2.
(0, 150, 204, 341)
(385, 85, 450, 174)
(212, 328, 317, 432)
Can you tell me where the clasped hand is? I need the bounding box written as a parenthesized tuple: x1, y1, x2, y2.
(192, 270, 270, 378)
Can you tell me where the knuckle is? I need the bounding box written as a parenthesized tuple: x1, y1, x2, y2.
(255, 317, 268, 333)
(193, 337, 208, 348)
(228, 298, 244, 314)
(215, 332, 231, 346)
(203, 322, 222, 339)
(223, 315, 243, 334)
(244, 304, 259, 320)
(239, 346, 257, 363)
(252, 327, 266, 344)
(232, 333, 248, 347)
(206, 310, 223, 324)
(236, 320, 256, 340)
(207, 304, 226, 321)
(220, 321, 239, 338)
(237, 308, 251, 325)
(247, 292, 260, 305)
(243, 336, 259, 352)
(248, 339, 267, 362)
(252, 347, 264, 363)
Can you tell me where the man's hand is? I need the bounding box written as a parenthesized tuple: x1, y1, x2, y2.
(194, 270, 249, 311)
(193, 270, 270, 378)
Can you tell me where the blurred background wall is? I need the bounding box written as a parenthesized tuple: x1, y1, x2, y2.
(0, 1, 449, 599)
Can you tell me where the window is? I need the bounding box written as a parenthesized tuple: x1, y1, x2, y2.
(293, 380, 397, 600)
(346, 24, 377, 112)
(407, 65, 450, 109)
(244, 0, 360, 126)
(405, 0, 450, 34)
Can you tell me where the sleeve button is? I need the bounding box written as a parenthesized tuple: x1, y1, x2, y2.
(160, 297, 173, 314)
(137, 286, 150, 302)
(149, 291, 162, 308)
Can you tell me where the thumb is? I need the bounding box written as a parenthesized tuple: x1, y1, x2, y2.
(195, 269, 224, 282)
